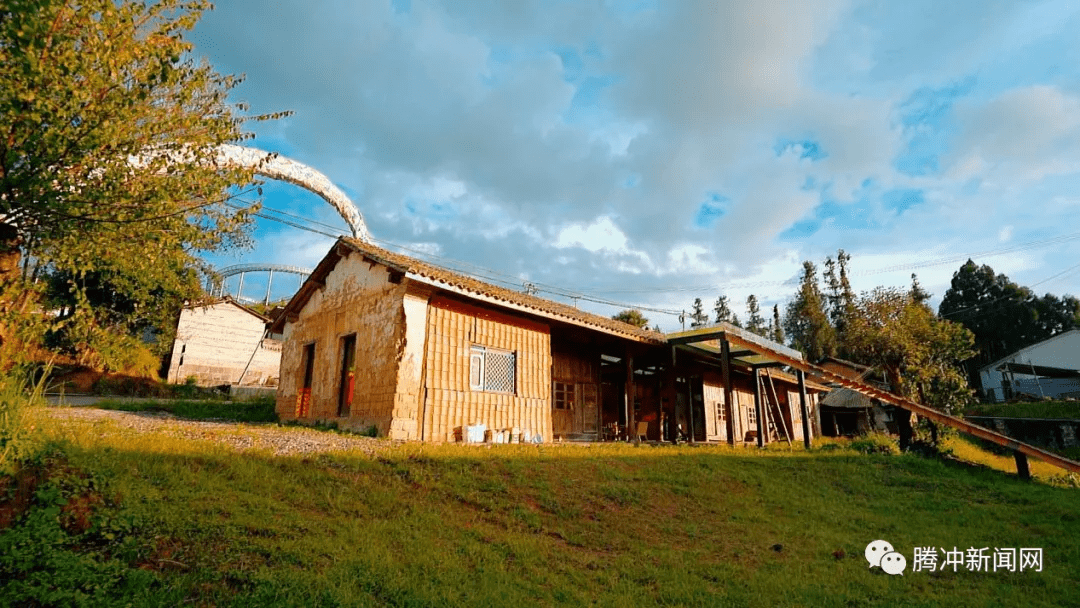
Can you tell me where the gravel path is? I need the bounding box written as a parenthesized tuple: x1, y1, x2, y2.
(42, 407, 388, 457)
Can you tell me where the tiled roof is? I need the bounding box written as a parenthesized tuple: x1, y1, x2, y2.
(279, 237, 666, 344)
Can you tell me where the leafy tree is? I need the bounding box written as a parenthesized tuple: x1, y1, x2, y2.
(612, 309, 649, 329)
(745, 295, 766, 336)
(783, 261, 836, 362)
(937, 260, 1080, 390)
(846, 287, 976, 449)
(770, 304, 784, 344)
(689, 298, 709, 328)
(0, 0, 283, 368)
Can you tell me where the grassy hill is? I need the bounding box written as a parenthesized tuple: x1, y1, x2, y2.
(2, 409, 1079, 607)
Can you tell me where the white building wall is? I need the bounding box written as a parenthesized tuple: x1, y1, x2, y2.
(980, 330, 1080, 402)
(167, 302, 280, 387)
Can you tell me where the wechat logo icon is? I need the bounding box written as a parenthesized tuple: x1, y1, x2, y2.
(865, 540, 906, 576)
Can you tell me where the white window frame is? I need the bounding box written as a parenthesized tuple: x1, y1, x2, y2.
(469, 345, 516, 394)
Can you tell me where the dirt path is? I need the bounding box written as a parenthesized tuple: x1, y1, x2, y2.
(42, 407, 388, 457)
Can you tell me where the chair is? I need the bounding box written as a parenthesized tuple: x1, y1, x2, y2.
(635, 421, 649, 442)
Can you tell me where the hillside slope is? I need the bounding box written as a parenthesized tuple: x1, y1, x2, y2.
(3, 413, 1078, 607)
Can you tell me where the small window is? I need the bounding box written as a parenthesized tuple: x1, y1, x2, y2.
(554, 381, 573, 409)
(469, 345, 516, 394)
(747, 405, 757, 427)
(717, 402, 726, 423)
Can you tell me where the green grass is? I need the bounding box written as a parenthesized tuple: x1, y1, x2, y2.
(3, 413, 1079, 607)
(91, 397, 278, 423)
(966, 400, 1080, 420)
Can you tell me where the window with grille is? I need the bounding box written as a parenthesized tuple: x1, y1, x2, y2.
(469, 345, 516, 394)
(553, 381, 573, 409)
(747, 405, 757, 426)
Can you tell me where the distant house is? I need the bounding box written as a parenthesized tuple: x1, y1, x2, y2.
(166, 297, 281, 387)
(269, 237, 828, 442)
(979, 329, 1080, 402)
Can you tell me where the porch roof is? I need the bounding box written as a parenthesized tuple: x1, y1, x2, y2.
(669, 323, 1080, 475)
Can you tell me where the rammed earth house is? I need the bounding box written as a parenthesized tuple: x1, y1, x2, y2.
(270, 237, 828, 442)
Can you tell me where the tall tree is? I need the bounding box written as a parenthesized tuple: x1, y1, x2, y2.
(909, 273, 931, 305)
(0, 0, 284, 366)
(690, 298, 709, 328)
(745, 295, 766, 336)
(770, 304, 785, 344)
(938, 261, 1049, 387)
(823, 250, 856, 351)
(713, 295, 734, 324)
(783, 261, 836, 362)
(612, 309, 649, 329)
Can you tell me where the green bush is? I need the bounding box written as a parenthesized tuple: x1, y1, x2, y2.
(848, 433, 899, 455)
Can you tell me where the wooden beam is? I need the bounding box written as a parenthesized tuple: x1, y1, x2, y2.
(721, 339, 736, 446)
(668, 330, 728, 345)
(753, 368, 765, 448)
(751, 362, 787, 369)
(797, 369, 812, 449)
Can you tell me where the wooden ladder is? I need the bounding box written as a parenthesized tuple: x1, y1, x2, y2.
(759, 370, 792, 446)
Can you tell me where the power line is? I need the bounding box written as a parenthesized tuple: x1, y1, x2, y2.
(228, 200, 684, 316)
(231, 199, 1080, 319)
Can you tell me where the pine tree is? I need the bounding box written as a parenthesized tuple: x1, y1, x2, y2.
(783, 261, 837, 362)
(713, 295, 734, 324)
(746, 295, 766, 336)
(690, 298, 709, 328)
(771, 304, 785, 344)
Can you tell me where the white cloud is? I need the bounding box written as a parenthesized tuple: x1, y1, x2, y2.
(190, 1, 1080, 325)
(949, 85, 1080, 181)
(554, 216, 631, 254)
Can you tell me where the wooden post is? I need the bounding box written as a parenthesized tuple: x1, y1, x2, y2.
(797, 369, 812, 449)
(721, 339, 736, 446)
(686, 376, 696, 444)
(1014, 451, 1031, 481)
(664, 347, 678, 444)
(753, 368, 765, 448)
(654, 364, 663, 442)
(626, 351, 637, 445)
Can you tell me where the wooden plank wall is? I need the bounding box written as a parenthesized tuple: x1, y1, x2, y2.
(422, 296, 552, 442)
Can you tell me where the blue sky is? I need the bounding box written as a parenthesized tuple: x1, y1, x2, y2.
(192, 0, 1080, 330)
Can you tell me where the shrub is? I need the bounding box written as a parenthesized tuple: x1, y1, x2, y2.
(848, 433, 899, 456)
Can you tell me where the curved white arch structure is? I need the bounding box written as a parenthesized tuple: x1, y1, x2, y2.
(214, 145, 371, 242)
(129, 144, 372, 242)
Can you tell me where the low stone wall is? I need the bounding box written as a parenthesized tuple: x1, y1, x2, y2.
(966, 416, 1080, 451)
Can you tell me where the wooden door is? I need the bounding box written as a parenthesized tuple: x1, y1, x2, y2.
(552, 381, 574, 437)
(702, 382, 726, 442)
(578, 383, 598, 434)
